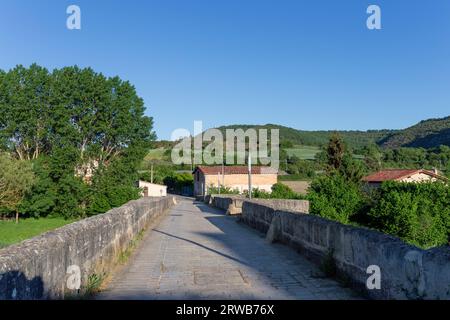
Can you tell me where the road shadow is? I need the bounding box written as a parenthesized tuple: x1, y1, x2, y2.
(151, 229, 249, 266)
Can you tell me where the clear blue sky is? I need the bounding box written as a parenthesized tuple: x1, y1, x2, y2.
(1, 0, 449, 140)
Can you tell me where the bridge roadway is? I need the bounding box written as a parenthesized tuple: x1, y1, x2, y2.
(96, 197, 361, 300)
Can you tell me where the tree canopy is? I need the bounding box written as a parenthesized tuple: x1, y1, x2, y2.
(0, 64, 155, 218)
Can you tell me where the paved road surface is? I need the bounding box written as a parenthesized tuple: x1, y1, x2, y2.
(97, 198, 360, 300)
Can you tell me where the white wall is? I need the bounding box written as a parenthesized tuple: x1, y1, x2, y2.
(400, 173, 438, 183)
(138, 181, 167, 197)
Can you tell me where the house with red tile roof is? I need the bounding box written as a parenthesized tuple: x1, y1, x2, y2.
(193, 166, 278, 196)
(362, 168, 447, 188)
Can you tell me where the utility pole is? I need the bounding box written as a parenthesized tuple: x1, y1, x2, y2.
(248, 152, 252, 199)
(150, 163, 154, 184)
(217, 171, 221, 195)
(222, 162, 225, 190)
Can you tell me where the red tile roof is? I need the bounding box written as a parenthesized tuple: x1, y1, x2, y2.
(194, 165, 277, 175)
(362, 169, 444, 183)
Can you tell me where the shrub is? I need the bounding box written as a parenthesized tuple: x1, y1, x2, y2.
(308, 173, 365, 224)
(270, 183, 304, 199)
(368, 181, 449, 249)
(207, 185, 240, 195)
(163, 172, 193, 193)
(249, 183, 304, 200)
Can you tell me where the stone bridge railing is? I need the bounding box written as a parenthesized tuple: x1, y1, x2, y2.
(0, 196, 176, 300)
(207, 195, 450, 300)
(202, 194, 309, 216)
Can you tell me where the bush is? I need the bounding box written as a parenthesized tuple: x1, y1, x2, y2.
(270, 183, 304, 199)
(207, 185, 240, 195)
(139, 164, 176, 185)
(249, 183, 304, 200)
(308, 173, 365, 224)
(368, 181, 449, 249)
(248, 188, 272, 199)
(286, 157, 316, 179)
(163, 172, 193, 193)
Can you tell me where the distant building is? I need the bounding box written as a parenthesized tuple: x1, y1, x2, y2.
(137, 180, 167, 197)
(362, 169, 447, 188)
(193, 165, 278, 196)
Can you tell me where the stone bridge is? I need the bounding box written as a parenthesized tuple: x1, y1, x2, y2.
(96, 198, 359, 299)
(1, 195, 448, 300)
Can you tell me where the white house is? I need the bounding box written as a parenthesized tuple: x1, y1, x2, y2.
(137, 180, 167, 197)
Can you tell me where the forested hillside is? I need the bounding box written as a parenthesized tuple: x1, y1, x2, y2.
(216, 116, 450, 150)
(215, 124, 394, 149)
(379, 116, 450, 148)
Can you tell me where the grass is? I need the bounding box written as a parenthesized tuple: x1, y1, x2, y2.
(0, 217, 77, 249)
(278, 174, 313, 181)
(144, 147, 168, 161)
(84, 273, 106, 297)
(285, 145, 321, 160)
(118, 229, 146, 264)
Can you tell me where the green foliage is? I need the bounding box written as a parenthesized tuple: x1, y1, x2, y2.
(271, 183, 304, 199)
(284, 145, 321, 160)
(323, 133, 365, 183)
(0, 152, 35, 220)
(380, 116, 450, 149)
(88, 159, 142, 215)
(382, 146, 450, 172)
(285, 156, 317, 179)
(279, 140, 294, 149)
(339, 154, 365, 183)
(327, 132, 346, 171)
(215, 124, 394, 149)
(84, 273, 106, 297)
(368, 181, 449, 249)
(361, 144, 383, 172)
(207, 185, 240, 195)
(118, 229, 146, 264)
(19, 158, 56, 218)
(216, 116, 450, 151)
(250, 183, 304, 200)
(0, 64, 154, 218)
(308, 173, 365, 224)
(163, 172, 193, 194)
(139, 163, 177, 185)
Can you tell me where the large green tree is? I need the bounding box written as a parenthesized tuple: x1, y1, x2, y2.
(0, 64, 52, 159)
(326, 132, 346, 171)
(0, 153, 35, 222)
(0, 64, 155, 218)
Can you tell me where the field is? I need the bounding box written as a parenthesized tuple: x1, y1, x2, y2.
(280, 181, 311, 195)
(145, 145, 322, 163)
(284, 145, 321, 160)
(0, 217, 77, 249)
(144, 147, 168, 161)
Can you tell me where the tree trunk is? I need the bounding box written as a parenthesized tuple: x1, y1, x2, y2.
(15, 209, 19, 224)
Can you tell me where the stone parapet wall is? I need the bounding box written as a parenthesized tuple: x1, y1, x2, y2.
(208, 196, 450, 300)
(0, 196, 176, 300)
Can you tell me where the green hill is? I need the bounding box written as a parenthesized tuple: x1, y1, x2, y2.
(215, 116, 450, 150)
(215, 124, 394, 149)
(379, 116, 450, 148)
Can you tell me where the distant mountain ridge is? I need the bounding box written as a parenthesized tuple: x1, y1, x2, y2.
(379, 116, 450, 149)
(215, 124, 395, 149)
(215, 116, 450, 149)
